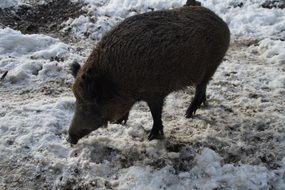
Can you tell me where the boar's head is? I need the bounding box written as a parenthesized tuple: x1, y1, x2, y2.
(67, 63, 125, 144)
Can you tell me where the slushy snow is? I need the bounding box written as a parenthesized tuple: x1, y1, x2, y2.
(0, 28, 69, 59)
(0, 0, 54, 8)
(63, 0, 285, 41)
(1, 0, 285, 189)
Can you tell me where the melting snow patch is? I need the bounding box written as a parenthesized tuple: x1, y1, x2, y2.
(0, 28, 69, 59)
(201, 0, 285, 39)
(63, 0, 186, 40)
(62, 0, 285, 41)
(116, 148, 280, 190)
(0, 0, 54, 8)
(0, 0, 18, 8)
(95, 0, 186, 18)
(0, 28, 75, 83)
(256, 38, 285, 65)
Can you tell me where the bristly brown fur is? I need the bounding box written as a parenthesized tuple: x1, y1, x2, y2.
(68, 5, 230, 143)
(76, 6, 230, 101)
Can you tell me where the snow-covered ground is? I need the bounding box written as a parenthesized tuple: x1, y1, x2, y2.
(1, 0, 285, 189)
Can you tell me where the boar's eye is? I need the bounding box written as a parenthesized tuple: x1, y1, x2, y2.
(77, 103, 99, 116)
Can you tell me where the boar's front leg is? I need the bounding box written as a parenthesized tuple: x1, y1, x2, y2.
(186, 82, 207, 118)
(147, 98, 165, 141)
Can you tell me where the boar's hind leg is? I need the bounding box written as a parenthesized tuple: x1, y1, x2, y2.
(186, 82, 207, 118)
(147, 98, 165, 141)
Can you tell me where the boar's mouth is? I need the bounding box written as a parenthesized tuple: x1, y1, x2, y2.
(67, 128, 91, 145)
(67, 121, 108, 145)
(67, 135, 79, 145)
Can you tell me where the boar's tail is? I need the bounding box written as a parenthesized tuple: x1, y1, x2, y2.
(184, 0, 201, 6)
(70, 62, 81, 78)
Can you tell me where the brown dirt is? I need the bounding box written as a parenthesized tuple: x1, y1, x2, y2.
(0, 0, 86, 42)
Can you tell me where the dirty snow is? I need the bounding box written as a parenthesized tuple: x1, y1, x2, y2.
(1, 0, 285, 189)
(0, 28, 69, 58)
(62, 0, 285, 41)
(0, 0, 55, 8)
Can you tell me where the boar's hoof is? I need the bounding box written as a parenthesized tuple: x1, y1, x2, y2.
(148, 129, 164, 141)
(185, 99, 208, 118)
(67, 135, 79, 145)
(185, 109, 196, 118)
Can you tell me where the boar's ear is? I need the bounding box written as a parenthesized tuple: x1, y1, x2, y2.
(70, 62, 81, 78)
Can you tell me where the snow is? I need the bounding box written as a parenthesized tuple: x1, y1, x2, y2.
(202, 0, 285, 39)
(253, 38, 285, 65)
(63, 0, 186, 40)
(0, 28, 69, 59)
(1, 0, 285, 189)
(116, 148, 280, 190)
(0, 0, 18, 8)
(0, 0, 55, 8)
(0, 28, 80, 83)
(95, 0, 185, 17)
(62, 0, 285, 41)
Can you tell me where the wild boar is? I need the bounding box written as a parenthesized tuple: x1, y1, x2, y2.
(67, 3, 230, 144)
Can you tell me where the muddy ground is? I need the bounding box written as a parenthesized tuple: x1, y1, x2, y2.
(0, 0, 86, 42)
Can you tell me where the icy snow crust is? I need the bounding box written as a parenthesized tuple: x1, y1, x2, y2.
(1, 0, 285, 189)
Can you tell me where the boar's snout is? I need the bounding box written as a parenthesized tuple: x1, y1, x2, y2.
(67, 126, 94, 145)
(67, 103, 109, 145)
(67, 134, 79, 145)
(67, 117, 93, 145)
